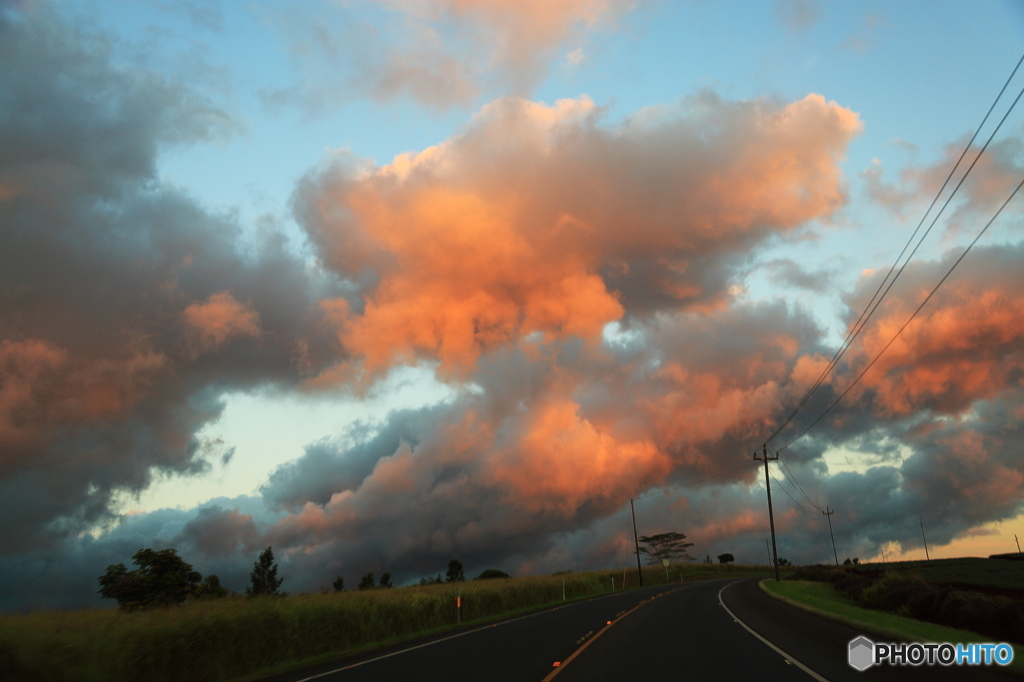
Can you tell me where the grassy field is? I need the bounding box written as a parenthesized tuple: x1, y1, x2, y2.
(0, 562, 770, 682)
(761, 579, 1024, 677)
(846, 557, 1024, 591)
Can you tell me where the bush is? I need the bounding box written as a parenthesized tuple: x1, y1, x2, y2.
(936, 590, 1024, 643)
(789, 566, 1024, 645)
(195, 574, 230, 600)
(859, 572, 936, 612)
(476, 569, 510, 580)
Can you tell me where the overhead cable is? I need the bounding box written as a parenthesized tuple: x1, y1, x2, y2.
(764, 52, 1024, 448)
(779, 177, 1024, 452)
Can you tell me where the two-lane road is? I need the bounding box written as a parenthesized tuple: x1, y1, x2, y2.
(261, 578, 1016, 681)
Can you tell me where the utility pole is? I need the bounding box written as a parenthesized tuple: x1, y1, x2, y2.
(920, 519, 930, 561)
(765, 538, 772, 570)
(823, 507, 838, 566)
(630, 499, 644, 587)
(755, 444, 781, 581)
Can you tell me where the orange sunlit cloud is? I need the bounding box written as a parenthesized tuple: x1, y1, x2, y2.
(300, 93, 861, 381)
(846, 245, 1024, 417)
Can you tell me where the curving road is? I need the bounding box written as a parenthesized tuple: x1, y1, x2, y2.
(259, 577, 1016, 682)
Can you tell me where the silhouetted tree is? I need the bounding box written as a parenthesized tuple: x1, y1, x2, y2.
(195, 574, 229, 599)
(333, 575, 345, 592)
(717, 553, 735, 564)
(446, 559, 465, 582)
(358, 572, 375, 590)
(420, 574, 443, 585)
(98, 548, 201, 610)
(778, 558, 791, 566)
(247, 547, 283, 596)
(379, 572, 393, 588)
(476, 569, 510, 580)
(639, 532, 695, 565)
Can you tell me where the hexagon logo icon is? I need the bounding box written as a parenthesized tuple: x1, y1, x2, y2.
(848, 636, 874, 671)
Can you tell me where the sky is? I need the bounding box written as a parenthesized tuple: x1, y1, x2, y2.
(2, 0, 1024, 611)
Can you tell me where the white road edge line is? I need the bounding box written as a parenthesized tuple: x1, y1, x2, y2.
(717, 581, 830, 682)
(289, 608, 546, 682)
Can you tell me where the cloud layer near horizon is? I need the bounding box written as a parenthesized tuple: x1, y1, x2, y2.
(2, 3, 1023, 611)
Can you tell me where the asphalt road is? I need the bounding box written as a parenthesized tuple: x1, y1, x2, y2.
(260, 577, 1018, 682)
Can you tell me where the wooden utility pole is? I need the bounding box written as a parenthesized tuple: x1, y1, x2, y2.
(630, 499, 644, 587)
(823, 507, 838, 566)
(920, 519, 930, 560)
(754, 444, 781, 581)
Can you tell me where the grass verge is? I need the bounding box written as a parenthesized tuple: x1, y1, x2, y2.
(1, 564, 771, 682)
(760, 579, 1024, 677)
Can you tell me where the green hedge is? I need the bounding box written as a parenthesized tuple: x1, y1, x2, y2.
(788, 566, 1024, 645)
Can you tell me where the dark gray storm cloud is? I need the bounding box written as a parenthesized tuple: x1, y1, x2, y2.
(0, 5, 341, 554)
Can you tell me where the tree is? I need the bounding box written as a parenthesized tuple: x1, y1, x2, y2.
(333, 575, 345, 592)
(247, 547, 283, 596)
(379, 572, 393, 588)
(419, 574, 443, 585)
(717, 553, 735, 564)
(446, 559, 465, 582)
(98, 548, 202, 610)
(638, 532, 695, 565)
(195, 574, 229, 600)
(358, 572, 375, 590)
(778, 558, 791, 566)
(476, 569, 510, 580)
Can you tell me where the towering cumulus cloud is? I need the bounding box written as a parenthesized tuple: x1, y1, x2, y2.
(0, 6, 336, 554)
(297, 91, 861, 379)
(248, 90, 865, 582)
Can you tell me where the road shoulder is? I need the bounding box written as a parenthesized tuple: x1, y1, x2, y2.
(759, 579, 1024, 678)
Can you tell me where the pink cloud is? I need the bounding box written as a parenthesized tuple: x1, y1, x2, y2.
(182, 291, 261, 352)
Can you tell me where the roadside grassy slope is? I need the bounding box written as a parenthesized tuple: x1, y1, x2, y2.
(761, 579, 1024, 677)
(848, 557, 1024, 591)
(0, 563, 770, 682)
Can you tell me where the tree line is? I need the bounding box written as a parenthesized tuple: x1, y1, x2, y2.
(100, 530, 717, 610)
(99, 546, 283, 610)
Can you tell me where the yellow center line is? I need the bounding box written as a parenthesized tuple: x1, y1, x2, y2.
(540, 584, 693, 682)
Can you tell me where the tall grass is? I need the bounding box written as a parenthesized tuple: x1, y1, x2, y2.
(1, 563, 767, 682)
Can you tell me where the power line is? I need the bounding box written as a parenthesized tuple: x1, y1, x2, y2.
(779, 176, 1024, 452)
(764, 52, 1024, 448)
(776, 454, 823, 512)
(769, 470, 815, 515)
